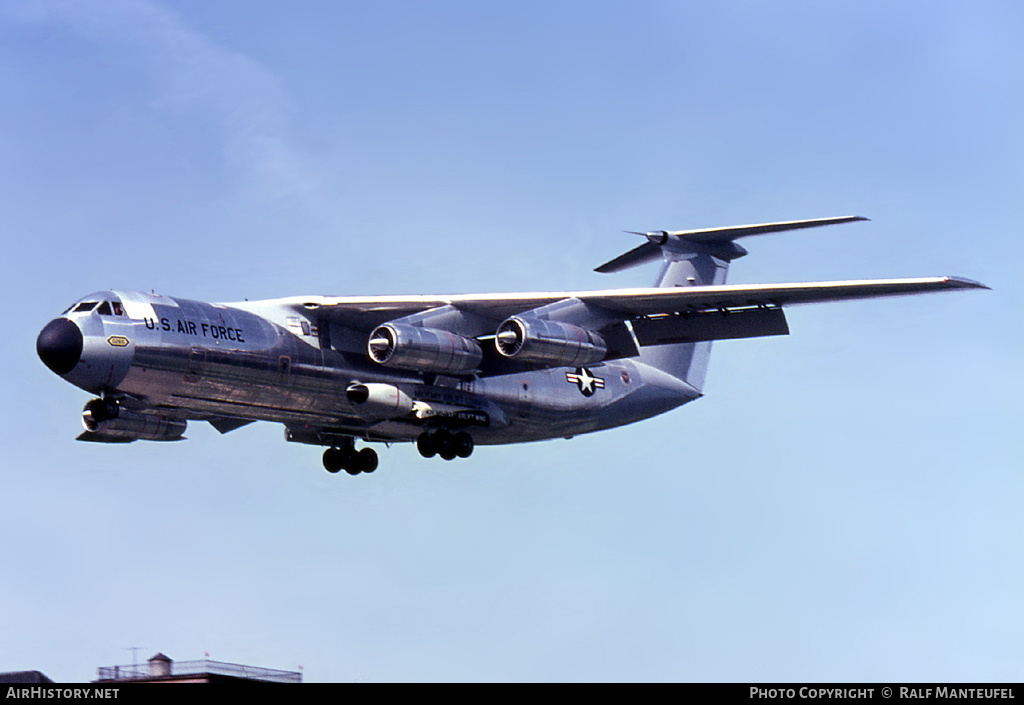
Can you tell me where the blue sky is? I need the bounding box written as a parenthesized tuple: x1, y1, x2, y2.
(0, 0, 1020, 682)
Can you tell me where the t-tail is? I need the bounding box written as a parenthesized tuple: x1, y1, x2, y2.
(594, 216, 869, 391)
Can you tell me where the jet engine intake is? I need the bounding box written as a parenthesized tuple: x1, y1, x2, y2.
(495, 316, 607, 367)
(346, 382, 415, 419)
(367, 323, 482, 374)
(81, 405, 187, 442)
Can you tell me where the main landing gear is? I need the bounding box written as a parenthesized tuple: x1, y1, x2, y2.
(417, 429, 473, 461)
(321, 430, 474, 474)
(323, 441, 378, 475)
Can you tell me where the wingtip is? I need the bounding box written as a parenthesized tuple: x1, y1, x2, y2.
(944, 276, 991, 290)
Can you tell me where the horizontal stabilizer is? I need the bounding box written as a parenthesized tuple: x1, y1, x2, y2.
(664, 215, 868, 243)
(595, 215, 868, 273)
(593, 241, 662, 274)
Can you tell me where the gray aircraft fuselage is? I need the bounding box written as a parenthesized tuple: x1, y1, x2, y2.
(39, 289, 697, 449)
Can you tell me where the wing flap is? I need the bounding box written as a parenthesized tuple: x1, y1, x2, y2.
(632, 306, 789, 346)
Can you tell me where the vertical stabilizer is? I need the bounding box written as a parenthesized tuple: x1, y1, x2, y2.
(593, 216, 867, 391)
(638, 246, 730, 391)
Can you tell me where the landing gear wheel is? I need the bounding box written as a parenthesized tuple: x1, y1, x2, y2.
(356, 447, 378, 473)
(434, 430, 457, 461)
(323, 447, 344, 473)
(324, 444, 355, 474)
(417, 429, 473, 461)
(417, 432, 437, 458)
(326, 444, 377, 475)
(454, 432, 474, 459)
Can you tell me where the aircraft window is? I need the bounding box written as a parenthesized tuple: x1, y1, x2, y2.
(97, 302, 112, 316)
(111, 301, 125, 316)
(73, 302, 98, 313)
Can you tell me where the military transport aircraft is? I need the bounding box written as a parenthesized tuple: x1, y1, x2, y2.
(36, 216, 986, 475)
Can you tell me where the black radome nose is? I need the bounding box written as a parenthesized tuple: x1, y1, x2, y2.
(37, 318, 83, 375)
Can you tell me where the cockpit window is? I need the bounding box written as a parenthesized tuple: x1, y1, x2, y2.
(64, 300, 125, 316)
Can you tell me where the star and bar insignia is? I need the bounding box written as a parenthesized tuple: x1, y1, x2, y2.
(565, 367, 605, 397)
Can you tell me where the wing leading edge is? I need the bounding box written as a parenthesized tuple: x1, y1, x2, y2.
(287, 276, 986, 326)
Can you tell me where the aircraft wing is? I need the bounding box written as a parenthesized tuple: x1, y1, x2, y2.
(571, 276, 987, 314)
(288, 276, 986, 326)
(264, 275, 985, 373)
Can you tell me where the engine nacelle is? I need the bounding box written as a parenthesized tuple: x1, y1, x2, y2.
(495, 316, 607, 367)
(81, 405, 187, 442)
(346, 382, 415, 419)
(367, 323, 482, 374)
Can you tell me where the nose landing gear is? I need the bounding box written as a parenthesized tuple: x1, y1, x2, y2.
(416, 429, 473, 461)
